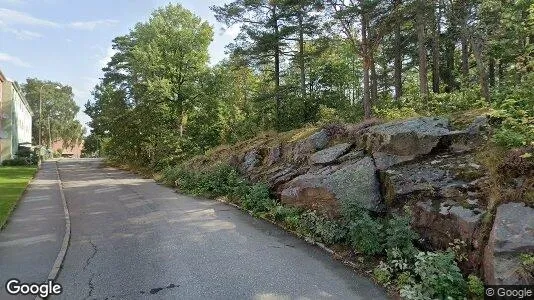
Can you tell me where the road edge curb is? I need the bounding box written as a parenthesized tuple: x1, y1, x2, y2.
(47, 160, 71, 280)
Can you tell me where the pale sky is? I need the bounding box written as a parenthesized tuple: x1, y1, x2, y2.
(0, 0, 238, 130)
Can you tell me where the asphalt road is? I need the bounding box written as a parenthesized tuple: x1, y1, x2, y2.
(54, 159, 387, 299)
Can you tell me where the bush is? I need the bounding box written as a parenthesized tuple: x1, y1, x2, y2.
(491, 81, 534, 148)
(385, 214, 419, 256)
(1, 157, 34, 166)
(269, 205, 301, 223)
(299, 211, 348, 245)
(339, 198, 368, 222)
(386, 247, 412, 274)
(373, 261, 393, 286)
(374, 83, 486, 121)
(467, 274, 484, 299)
(401, 251, 466, 299)
(348, 212, 385, 255)
(195, 164, 242, 197)
(242, 183, 276, 214)
(161, 166, 184, 186)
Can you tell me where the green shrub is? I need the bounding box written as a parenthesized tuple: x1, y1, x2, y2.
(314, 218, 348, 245)
(1, 157, 34, 166)
(374, 83, 486, 121)
(409, 251, 467, 299)
(269, 205, 301, 222)
(161, 166, 183, 185)
(242, 183, 276, 214)
(348, 212, 385, 255)
(339, 199, 367, 222)
(299, 211, 348, 245)
(491, 81, 534, 148)
(228, 181, 250, 203)
(196, 164, 242, 197)
(283, 214, 301, 231)
(385, 214, 419, 256)
(520, 253, 534, 274)
(386, 247, 412, 274)
(174, 168, 199, 194)
(317, 104, 344, 125)
(373, 261, 392, 286)
(399, 283, 432, 300)
(396, 271, 414, 287)
(467, 274, 484, 299)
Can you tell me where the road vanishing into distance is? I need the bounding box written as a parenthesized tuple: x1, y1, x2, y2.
(7, 159, 388, 299)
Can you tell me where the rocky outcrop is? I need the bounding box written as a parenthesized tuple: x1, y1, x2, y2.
(380, 153, 486, 208)
(364, 117, 452, 169)
(484, 202, 534, 285)
(450, 116, 490, 153)
(309, 143, 352, 165)
(291, 129, 330, 162)
(280, 157, 383, 217)
(196, 115, 533, 284)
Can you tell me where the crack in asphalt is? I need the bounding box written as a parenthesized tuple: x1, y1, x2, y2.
(139, 283, 180, 295)
(83, 240, 98, 299)
(84, 272, 96, 300)
(83, 240, 98, 271)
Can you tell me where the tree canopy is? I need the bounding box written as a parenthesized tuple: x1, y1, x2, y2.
(86, 1, 534, 169)
(22, 78, 84, 148)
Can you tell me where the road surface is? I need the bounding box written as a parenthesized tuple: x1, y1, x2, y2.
(54, 159, 386, 299)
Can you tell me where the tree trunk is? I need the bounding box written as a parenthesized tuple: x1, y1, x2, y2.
(460, 0, 469, 80)
(393, 0, 403, 102)
(443, 33, 456, 92)
(273, 5, 281, 130)
(417, 0, 429, 101)
(470, 34, 490, 102)
(298, 12, 306, 98)
(489, 57, 495, 87)
(361, 11, 371, 119)
(370, 52, 378, 104)
(498, 60, 504, 84)
(431, 0, 441, 93)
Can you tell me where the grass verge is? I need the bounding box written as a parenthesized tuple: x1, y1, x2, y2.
(0, 166, 37, 229)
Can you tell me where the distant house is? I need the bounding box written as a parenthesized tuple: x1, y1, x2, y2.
(51, 139, 84, 158)
(0, 71, 34, 163)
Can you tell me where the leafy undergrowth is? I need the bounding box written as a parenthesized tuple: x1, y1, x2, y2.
(0, 166, 37, 229)
(160, 163, 485, 299)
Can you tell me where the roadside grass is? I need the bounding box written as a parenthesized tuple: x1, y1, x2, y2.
(0, 166, 37, 229)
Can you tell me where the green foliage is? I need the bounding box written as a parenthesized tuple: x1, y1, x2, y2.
(467, 274, 485, 299)
(161, 164, 243, 198)
(386, 247, 412, 274)
(375, 83, 487, 121)
(373, 106, 419, 121)
(86, 4, 215, 168)
(269, 205, 301, 223)
(491, 83, 534, 148)
(373, 261, 393, 286)
(520, 253, 534, 274)
(396, 271, 414, 287)
(299, 211, 349, 245)
(22, 79, 84, 147)
(348, 212, 385, 255)
(1, 158, 34, 166)
(242, 183, 276, 214)
(316, 105, 344, 125)
(400, 251, 467, 300)
(385, 215, 419, 256)
(339, 197, 368, 222)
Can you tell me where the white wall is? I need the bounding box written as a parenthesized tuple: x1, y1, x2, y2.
(12, 88, 32, 144)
